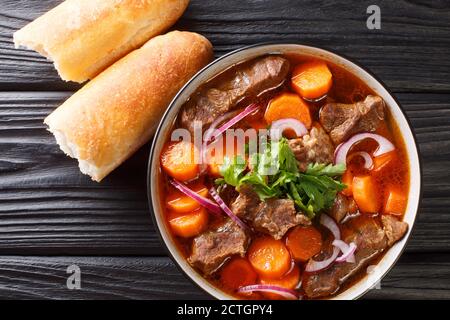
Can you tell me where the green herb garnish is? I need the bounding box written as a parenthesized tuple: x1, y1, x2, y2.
(216, 138, 346, 218)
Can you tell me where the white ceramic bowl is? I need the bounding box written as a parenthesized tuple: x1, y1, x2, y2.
(148, 44, 422, 300)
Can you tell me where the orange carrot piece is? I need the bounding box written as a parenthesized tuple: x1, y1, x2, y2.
(291, 61, 333, 100)
(373, 151, 396, 172)
(205, 138, 224, 177)
(161, 141, 199, 182)
(352, 175, 380, 213)
(167, 207, 208, 238)
(220, 257, 258, 290)
(166, 181, 209, 213)
(260, 265, 301, 299)
(248, 237, 292, 279)
(341, 169, 354, 196)
(207, 143, 228, 177)
(207, 138, 245, 177)
(286, 226, 323, 262)
(264, 92, 312, 129)
(207, 162, 222, 178)
(384, 189, 407, 215)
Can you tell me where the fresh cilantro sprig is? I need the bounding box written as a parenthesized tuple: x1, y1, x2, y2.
(306, 163, 346, 176)
(216, 138, 346, 218)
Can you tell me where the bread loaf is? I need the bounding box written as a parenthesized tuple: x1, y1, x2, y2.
(14, 0, 190, 83)
(44, 31, 213, 181)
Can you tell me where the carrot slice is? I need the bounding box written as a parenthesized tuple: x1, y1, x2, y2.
(208, 162, 222, 177)
(248, 237, 292, 279)
(167, 207, 208, 238)
(352, 175, 380, 213)
(220, 257, 258, 290)
(207, 137, 245, 177)
(166, 181, 209, 213)
(341, 169, 354, 197)
(205, 137, 224, 177)
(260, 265, 300, 299)
(384, 189, 407, 215)
(373, 151, 396, 172)
(264, 92, 312, 129)
(207, 141, 229, 177)
(291, 61, 333, 100)
(286, 226, 323, 262)
(161, 141, 199, 182)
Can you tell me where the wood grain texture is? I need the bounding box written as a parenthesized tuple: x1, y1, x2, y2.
(2, 0, 450, 92)
(0, 256, 208, 299)
(0, 92, 449, 254)
(364, 253, 450, 300)
(0, 92, 157, 254)
(0, 254, 448, 300)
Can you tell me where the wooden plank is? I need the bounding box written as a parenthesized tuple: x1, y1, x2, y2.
(364, 253, 450, 300)
(0, 91, 449, 255)
(0, 256, 208, 299)
(1, 0, 450, 91)
(0, 253, 447, 299)
(0, 92, 159, 254)
(0, 1, 80, 91)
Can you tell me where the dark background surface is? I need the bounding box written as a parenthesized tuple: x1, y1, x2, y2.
(0, 0, 449, 299)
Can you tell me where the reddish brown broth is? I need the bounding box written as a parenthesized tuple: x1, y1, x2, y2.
(157, 54, 410, 299)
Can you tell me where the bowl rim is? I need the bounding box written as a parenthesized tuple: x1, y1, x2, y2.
(147, 42, 423, 300)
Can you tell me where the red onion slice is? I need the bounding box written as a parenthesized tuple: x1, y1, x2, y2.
(169, 179, 222, 216)
(203, 110, 239, 144)
(209, 187, 249, 231)
(332, 239, 349, 253)
(305, 246, 340, 273)
(304, 214, 341, 273)
(333, 240, 357, 263)
(270, 118, 308, 141)
(207, 103, 259, 143)
(347, 151, 373, 169)
(237, 285, 298, 300)
(334, 133, 395, 166)
(320, 214, 341, 240)
(200, 111, 240, 175)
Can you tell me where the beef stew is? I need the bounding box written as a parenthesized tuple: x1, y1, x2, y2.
(157, 53, 410, 300)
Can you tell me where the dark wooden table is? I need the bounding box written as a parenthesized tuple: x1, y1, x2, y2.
(0, 0, 449, 300)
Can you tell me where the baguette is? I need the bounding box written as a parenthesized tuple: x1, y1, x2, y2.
(44, 31, 213, 182)
(14, 0, 190, 83)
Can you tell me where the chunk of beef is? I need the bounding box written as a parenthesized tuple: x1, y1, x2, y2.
(181, 56, 290, 134)
(303, 215, 407, 299)
(230, 185, 310, 240)
(381, 215, 408, 247)
(347, 216, 388, 253)
(288, 126, 334, 172)
(218, 184, 239, 207)
(319, 95, 385, 144)
(230, 185, 261, 219)
(254, 198, 311, 240)
(329, 193, 358, 223)
(188, 219, 248, 275)
(303, 217, 386, 298)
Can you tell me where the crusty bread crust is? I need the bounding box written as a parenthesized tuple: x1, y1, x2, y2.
(14, 0, 190, 83)
(44, 31, 213, 181)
